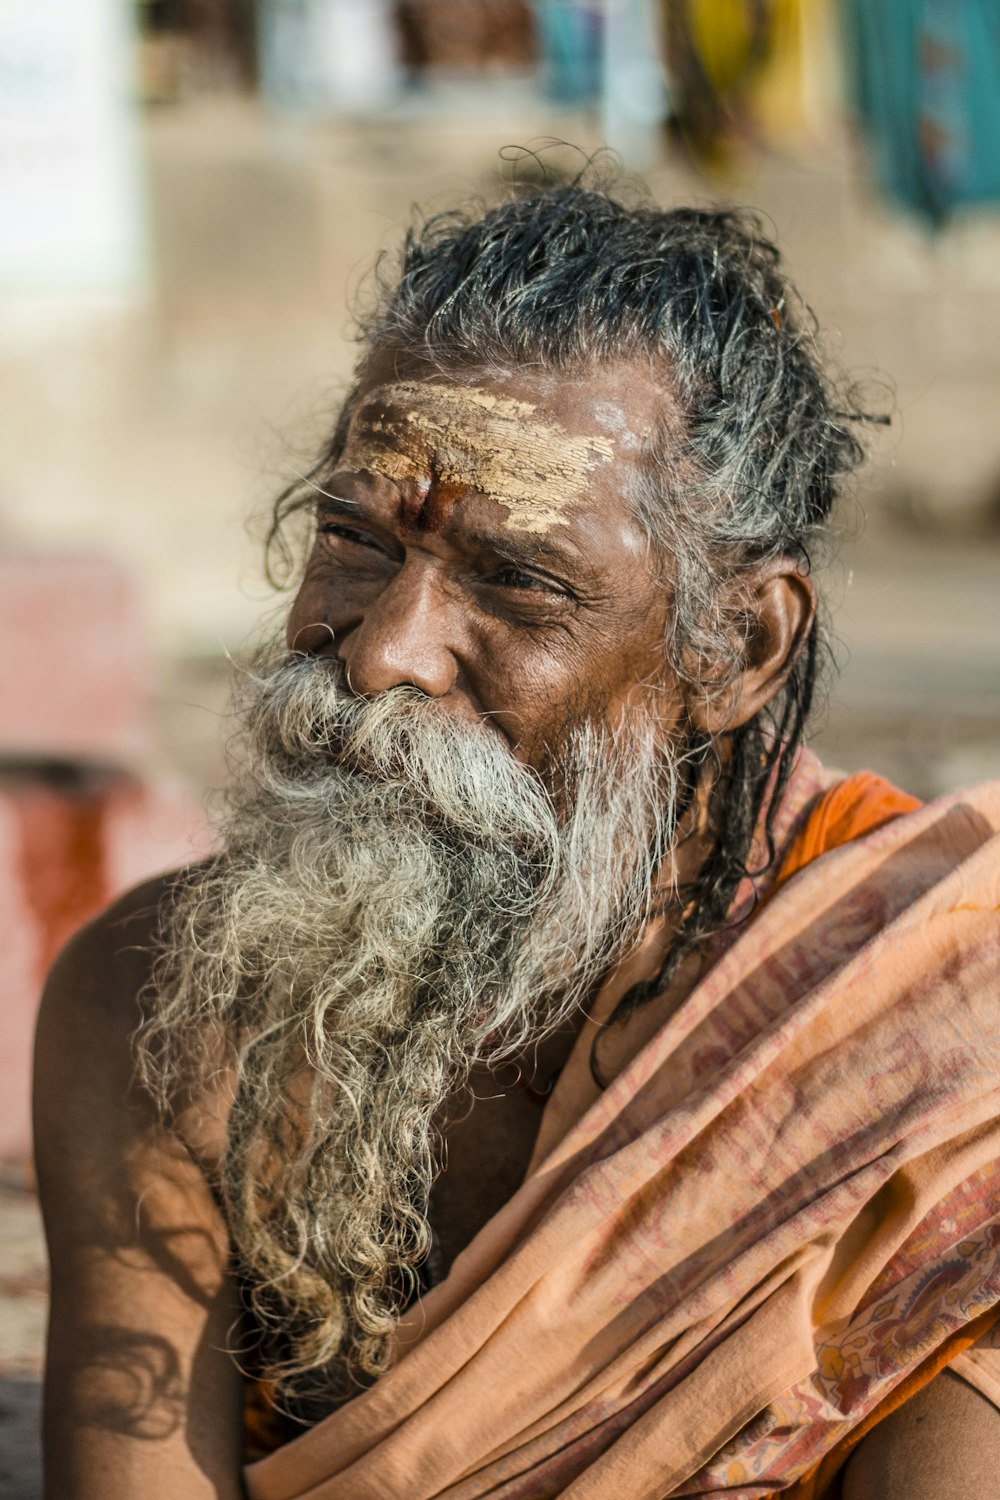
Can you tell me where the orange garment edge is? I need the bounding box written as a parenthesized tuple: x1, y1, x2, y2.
(758, 768, 995, 1500)
(769, 768, 922, 897)
(241, 767, 922, 1465)
(751, 769, 928, 1500)
(774, 1304, 1000, 1500)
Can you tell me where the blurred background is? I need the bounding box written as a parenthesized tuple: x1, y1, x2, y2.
(2, 2, 999, 1490)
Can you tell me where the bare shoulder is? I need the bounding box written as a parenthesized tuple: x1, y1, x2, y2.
(843, 1369, 1000, 1500)
(37, 866, 173, 1027)
(34, 872, 181, 1230)
(39, 867, 170, 1007)
(35, 873, 246, 1500)
(36, 867, 179, 1072)
(34, 871, 216, 1220)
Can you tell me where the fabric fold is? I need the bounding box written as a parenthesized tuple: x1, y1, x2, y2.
(247, 765, 1000, 1499)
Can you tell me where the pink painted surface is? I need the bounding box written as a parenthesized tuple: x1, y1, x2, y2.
(0, 553, 149, 763)
(0, 548, 213, 1160)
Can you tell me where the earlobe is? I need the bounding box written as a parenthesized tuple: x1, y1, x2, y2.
(688, 560, 816, 736)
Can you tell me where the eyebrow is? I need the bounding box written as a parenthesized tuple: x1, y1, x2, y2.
(313, 492, 362, 514)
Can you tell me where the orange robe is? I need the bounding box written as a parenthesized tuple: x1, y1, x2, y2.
(244, 753, 1000, 1498)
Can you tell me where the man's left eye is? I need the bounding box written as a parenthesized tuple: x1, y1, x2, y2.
(493, 567, 562, 595)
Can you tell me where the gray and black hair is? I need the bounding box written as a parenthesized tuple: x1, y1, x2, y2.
(269, 184, 876, 1031)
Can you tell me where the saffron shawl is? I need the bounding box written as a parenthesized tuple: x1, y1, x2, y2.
(247, 755, 1000, 1499)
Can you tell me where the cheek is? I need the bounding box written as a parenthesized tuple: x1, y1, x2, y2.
(479, 652, 625, 767)
(285, 551, 389, 651)
(562, 645, 688, 756)
(285, 576, 332, 652)
(607, 630, 689, 744)
(476, 605, 680, 762)
(464, 632, 588, 764)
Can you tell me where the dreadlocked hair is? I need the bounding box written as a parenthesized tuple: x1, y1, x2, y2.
(268, 180, 880, 1043)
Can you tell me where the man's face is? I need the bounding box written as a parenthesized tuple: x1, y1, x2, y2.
(151, 358, 695, 1386)
(286, 353, 683, 772)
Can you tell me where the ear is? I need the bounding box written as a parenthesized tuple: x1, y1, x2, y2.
(688, 558, 816, 736)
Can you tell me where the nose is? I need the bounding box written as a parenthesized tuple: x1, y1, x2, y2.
(337, 560, 460, 700)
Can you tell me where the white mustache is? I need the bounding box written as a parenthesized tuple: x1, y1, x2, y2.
(244, 652, 570, 849)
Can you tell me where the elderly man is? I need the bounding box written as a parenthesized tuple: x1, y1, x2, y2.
(35, 188, 1000, 1500)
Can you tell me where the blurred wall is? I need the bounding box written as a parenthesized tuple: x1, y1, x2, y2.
(1, 4, 998, 801)
(3, 108, 999, 649)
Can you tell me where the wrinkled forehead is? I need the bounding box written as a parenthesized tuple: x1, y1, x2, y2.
(339, 366, 660, 535)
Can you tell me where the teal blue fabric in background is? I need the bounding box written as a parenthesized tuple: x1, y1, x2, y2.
(535, 0, 604, 104)
(841, 0, 1000, 224)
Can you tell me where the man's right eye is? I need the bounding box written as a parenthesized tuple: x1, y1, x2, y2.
(317, 522, 383, 552)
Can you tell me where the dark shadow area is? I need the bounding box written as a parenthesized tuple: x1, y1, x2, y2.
(0, 1377, 42, 1500)
(71, 1326, 184, 1441)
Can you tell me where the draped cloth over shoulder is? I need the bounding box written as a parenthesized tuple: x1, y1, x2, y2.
(246, 754, 1000, 1500)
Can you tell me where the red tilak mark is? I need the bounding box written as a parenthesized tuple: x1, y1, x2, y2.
(397, 480, 428, 532)
(400, 479, 465, 533)
(420, 479, 465, 531)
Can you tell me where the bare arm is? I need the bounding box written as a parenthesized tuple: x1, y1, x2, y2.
(843, 1368, 1000, 1500)
(34, 877, 246, 1500)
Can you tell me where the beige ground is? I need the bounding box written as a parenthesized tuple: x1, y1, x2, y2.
(2, 90, 999, 1496)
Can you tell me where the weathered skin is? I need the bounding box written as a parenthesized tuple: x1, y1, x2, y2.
(34, 357, 1000, 1499)
(289, 357, 681, 763)
(340, 379, 618, 535)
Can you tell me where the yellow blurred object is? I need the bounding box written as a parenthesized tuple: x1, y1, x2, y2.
(666, 0, 839, 171)
(752, 0, 808, 139)
(688, 0, 762, 94)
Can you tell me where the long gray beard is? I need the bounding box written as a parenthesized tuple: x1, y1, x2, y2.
(138, 652, 682, 1398)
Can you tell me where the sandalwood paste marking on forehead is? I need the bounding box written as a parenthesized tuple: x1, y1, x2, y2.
(345, 381, 616, 534)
